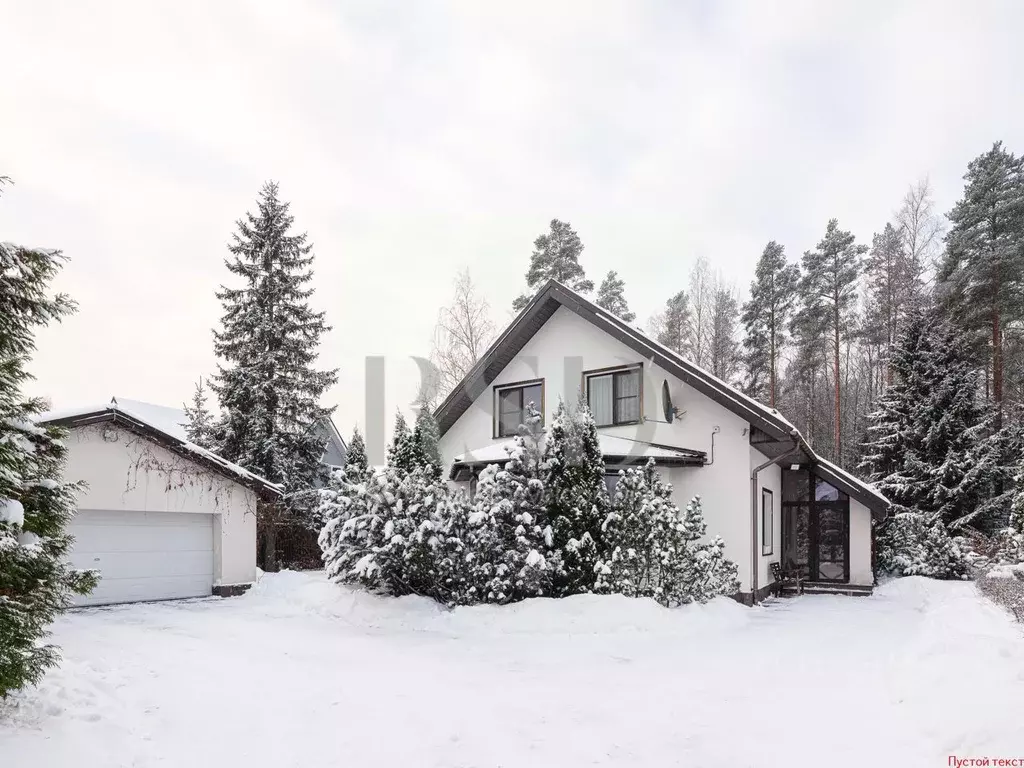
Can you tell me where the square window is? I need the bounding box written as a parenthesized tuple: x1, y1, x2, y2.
(494, 380, 544, 438)
(585, 366, 641, 426)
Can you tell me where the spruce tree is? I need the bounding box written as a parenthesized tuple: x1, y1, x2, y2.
(594, 270, 636, 322)
(794, 219, 867, 463)
(512, 219, 594, 311)
(541, 397, 608, 596)
(211, 182, 338, 571)
(182, 378, 215, 449)
(0, 226, 97, 696)
(741, 241, 799, 406)
(654, 290, 692, 357)
(345, 426, 369, 482)
(387, 411, 420, 472)
(708, 283, 740, 382)
(413, 407, 443, 480)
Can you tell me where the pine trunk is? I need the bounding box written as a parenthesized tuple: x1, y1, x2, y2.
(833, 300, 841, 463)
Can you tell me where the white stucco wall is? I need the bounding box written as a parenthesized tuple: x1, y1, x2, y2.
(849, 498, 873, 586)
(439, 306, 759, 592)
(61, 424, 258, 586)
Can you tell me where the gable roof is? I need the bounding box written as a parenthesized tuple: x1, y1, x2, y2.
(434, 279, 889, 515)
(37, 402, 282, 500)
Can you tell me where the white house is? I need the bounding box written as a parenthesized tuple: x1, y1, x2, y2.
(434, 280, 890, 604)
(39, 399, 282, 606)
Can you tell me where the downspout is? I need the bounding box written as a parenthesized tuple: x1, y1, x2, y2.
(750, 435, 800, 604)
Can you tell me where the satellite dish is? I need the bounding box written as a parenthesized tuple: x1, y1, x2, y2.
(662, 380, 673, 422)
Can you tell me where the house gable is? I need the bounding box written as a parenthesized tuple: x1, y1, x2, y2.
(435, 279, 888, 517)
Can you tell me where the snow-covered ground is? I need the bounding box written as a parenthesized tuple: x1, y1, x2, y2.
(2, 573, 1022, 768)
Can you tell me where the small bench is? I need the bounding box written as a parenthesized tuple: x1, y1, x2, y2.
(771, 561, 804, 596)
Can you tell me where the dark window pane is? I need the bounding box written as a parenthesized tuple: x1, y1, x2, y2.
(782, 469, 810, 502)
(613, 369, 641, 423)
(522, 384, 542, 414)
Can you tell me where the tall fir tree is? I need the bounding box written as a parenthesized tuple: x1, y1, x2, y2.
(741, 241, 799, 406)
(0, 216, 97, 696)
(512, 219, 594, 311)
(541, 397, 608, 596)
(653, 290, 692, 357)
(594, 270, 636, 322)
(182, 378, 215, 449)
(794, 219, 867, 464)
(939, 141, 1024, 425)
(210, 181, 338, 571)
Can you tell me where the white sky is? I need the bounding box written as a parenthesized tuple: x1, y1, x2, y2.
(3, 0, 1023, 440)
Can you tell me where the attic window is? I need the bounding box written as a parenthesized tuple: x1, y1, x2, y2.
(585, 364, 642, 427)
(494, 379, 544, 438)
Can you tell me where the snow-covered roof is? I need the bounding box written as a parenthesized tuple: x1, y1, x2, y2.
(434, 278, 888, 513)
(36, 401, 282, 497)
(451, 435, 704, 479)
(111, 397, 188, 441)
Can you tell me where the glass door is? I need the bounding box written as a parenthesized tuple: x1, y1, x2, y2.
(813, 504, 848, 582)
(781, 504, 810, 579)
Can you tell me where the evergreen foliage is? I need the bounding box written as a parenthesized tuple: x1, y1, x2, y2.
(595, 461, 738, 605)
(387, 412, 419, 472)
(653, 290, 692, 357)
(182, 378, 216, 449)
(741, 241, 800, 406)
(210, 181, 338, 568)
(595, 270, 636, 322)
(0, 233, 97, 697)
(512, 219, 594, 311)
(541, 397, 608, 596)
(413, 407, 443, 480)
(344, 427, 369, 482)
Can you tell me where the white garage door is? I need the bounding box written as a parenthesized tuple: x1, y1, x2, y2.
(68, 510, 214, 606)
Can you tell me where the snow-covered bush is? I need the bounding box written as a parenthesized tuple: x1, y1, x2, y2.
(320, 408, 739, 608)
(596, 460, 738, 606)
(877, 512, 970, 580)
(542, 397, 608, 597)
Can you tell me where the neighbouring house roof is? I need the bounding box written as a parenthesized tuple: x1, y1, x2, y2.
(449, 434, 706, 479)
(37, 403, 282, 500)
(434, 279, 889, 516)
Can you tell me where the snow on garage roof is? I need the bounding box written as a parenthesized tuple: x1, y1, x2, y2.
(37, 400, 282, 498)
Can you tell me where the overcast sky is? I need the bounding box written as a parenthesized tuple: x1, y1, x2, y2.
(3, 0, 1023, 439)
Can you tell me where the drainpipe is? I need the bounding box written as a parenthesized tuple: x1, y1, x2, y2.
(750, 437, 799, 604)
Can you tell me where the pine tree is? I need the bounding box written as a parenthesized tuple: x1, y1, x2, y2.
(653, 290, 692, 357)
(541, 397, 608, 596)
(595, 270, 636, 322)
(512, 219, 594, 311)
(741, 241, 800, 407)
(795, 219, 867, 463)
(939, 141, 1024, 424)
(0, 228, 98, 696)
(211, 181, 338, 571)
(182, 378, 215, 449)
(708, 283, 740, 382)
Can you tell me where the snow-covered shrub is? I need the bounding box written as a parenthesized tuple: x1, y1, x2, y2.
(596, 460, 738, 606)
(878, 511, 969, 580)
(541, 397, 608, 597)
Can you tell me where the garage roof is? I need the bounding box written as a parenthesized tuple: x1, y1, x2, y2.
(38, 403, 283, 500)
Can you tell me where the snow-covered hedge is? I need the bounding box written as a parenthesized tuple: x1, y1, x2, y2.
(319, 400, 738, 608)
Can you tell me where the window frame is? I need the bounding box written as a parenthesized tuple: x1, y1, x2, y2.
(762, 487, 774, 556)
(583, 363, 643, 427)
(492, 378, 545, 439)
